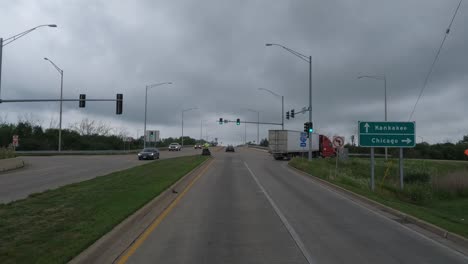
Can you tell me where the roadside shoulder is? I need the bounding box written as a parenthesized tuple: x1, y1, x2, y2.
(287, 163, 468, 255)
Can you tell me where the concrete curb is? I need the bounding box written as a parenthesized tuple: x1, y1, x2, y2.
(70, 157, 213, 264)
(287, 164, 468, 251)
(0, 157, 25, 172)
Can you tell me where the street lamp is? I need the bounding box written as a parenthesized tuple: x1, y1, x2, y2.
(182, 107, 198, 148)
(258, 88, 284, 130)
(358, 74, 387, 160)
(44, 57, 64, 152)
(266, 43, 312, 160)
(144, 82, 172, 148)
(0, 24, 57, 98)
(247, 109, 260, 144)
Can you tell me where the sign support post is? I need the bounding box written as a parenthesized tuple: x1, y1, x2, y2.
(370, 147, 375, 192)
(399, 148, 404, 190)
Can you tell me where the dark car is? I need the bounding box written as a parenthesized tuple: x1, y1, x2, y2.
(194, 144, 202, 149)
(225, 145, 235, 152)
(138, 148, 160, 160)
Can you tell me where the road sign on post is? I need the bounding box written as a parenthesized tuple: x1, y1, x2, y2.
(12, 135, 19, 148)
(358, 121, 416, 192)
(358, 121, 415, 147)
(332, 136, 345, 148)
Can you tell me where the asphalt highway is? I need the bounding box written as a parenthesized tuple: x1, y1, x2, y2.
(123, 147, 467, 264)
(0, 148, 201, 203)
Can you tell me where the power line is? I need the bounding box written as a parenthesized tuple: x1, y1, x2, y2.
(408, 0, 463, 120)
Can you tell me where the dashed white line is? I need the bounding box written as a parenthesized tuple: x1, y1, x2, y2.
(244, 161, 315, 264)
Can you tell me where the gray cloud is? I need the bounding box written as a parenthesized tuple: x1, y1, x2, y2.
(1, 0, 467, 145)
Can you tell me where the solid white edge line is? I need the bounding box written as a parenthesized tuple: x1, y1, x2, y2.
(283, 163, 468, 261)
(243, 161, 315, 264)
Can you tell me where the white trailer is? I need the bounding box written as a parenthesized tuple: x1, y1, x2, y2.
(268, 130, 319, 160)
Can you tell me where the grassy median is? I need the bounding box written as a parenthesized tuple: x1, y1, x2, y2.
(0, 155, 209, 264)
(290, 157, 468, 238)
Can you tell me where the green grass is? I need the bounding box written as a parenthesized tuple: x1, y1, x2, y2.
(289, 157, 468, 238)
(0, 155, 209, 264)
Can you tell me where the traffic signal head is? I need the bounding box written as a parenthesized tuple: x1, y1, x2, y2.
(291, 109, 295, 118)
(116, 94, 123, 115)
(308, 122, 314, 133)
(79, 94, 86, 108)
(219, 118, 223, 124)
(286, 111, 290, 120)
(236, 118, 240, 125)
(304, 122, 308, 133)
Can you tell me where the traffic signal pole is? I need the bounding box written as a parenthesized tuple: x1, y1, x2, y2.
(308, 55, 312, 161)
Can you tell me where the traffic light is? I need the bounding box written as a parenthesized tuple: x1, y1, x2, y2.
(116, 94, 123, 115)
(79, 94, 86, 108)
(236, 118, 240, 125)
(304, 122, 313, 137)
(291, 109, 295, 118)
(219, 118, 223, 124)
(286, 111, 290, 120)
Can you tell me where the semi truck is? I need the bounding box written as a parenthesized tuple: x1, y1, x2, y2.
(268, 130, 335, 160)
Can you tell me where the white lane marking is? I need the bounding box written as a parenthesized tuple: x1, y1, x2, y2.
(244, 161, 315, 264)
(283, 163, 468, 261)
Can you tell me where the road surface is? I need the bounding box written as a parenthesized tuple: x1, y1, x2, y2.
(0, 148, 201, 203)
(122, 147, 467, 264)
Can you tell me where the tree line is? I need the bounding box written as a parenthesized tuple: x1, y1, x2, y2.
(0, 120, 205, 151)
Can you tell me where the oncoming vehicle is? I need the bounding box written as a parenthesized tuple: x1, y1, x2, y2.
(225, 145, 235, 152)
(138, 148, 160, 160)
(194, 144, 202, 149)
(168, 143, 182, 151)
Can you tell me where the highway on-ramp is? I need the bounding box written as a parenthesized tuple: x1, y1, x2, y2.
(119, 147, 467, 264)
(0, 148, 202, 203)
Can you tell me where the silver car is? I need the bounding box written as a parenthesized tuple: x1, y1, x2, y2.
(168, 143, 182, 151)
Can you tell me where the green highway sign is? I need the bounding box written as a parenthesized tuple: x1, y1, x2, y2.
(358, 121, 416, 148)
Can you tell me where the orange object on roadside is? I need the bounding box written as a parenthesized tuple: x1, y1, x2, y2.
(465, 149, 468, 156)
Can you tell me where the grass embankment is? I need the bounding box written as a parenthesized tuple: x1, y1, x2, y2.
(0, 155, 209, 264)
(290, 157, 468, 238)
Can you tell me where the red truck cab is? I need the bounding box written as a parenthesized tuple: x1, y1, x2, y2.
(319, 135, 336, 158)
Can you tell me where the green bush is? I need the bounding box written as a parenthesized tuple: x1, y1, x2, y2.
(399, 183, 433, 205)
(0, 147, 15, 159)
(404, 171, 431, 184)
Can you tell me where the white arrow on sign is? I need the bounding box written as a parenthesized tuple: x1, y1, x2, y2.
(364, 123, 370, 133)
(402, 138, 412, 144)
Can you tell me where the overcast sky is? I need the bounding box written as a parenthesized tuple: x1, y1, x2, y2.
(1, 0, 467, 145)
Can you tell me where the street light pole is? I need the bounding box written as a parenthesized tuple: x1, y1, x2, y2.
(257, 111, 260, 144)
(266, 43, 312, 160)
(258, 88, 284, 130)
(181, 107, 197, 148)
(0, 24, 57, 98)
(247, 109, 260, 144)
(358, 74, 388, 160)
(143, 82, 172, 148)
(144, 86, 148, 148)
(44, 58, 63, 152)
